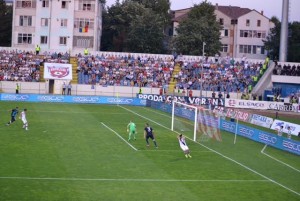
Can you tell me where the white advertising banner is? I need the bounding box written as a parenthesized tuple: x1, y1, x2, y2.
(225, 99, 269, 109)
(250, 114, 273, 128)
(44, 63, 72, 80)
(271, 120, 300, 136)
(225, 99, 299, 112)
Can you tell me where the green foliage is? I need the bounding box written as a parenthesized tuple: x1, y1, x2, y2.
(264, 17, 300, 62)
(172, 1, 222, 56)
(0, 0, 12, 46)
(288, 22, 300, 62)
(101, 0, 171, 53)
(263, 17, 281, 60)
(131, 0, 171, 25)
(126, 9, 165, 53)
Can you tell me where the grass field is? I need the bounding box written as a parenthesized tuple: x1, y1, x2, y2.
(0, 101, 299, 201)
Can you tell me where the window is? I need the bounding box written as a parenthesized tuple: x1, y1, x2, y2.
(74, 18, 94, 29)
(224, 29, 228, 37)
(253, 46, 265, 54)
(252, 45, 257, 54)
(254, 31, 266, 38)
(79, 0, 95, 11)
(240, 30, 243, 37)
(17, 33, 32, 44)
(240, 30, 253, 38)
(83, 3, 91, 10)
(219, 18, 224, 25)
(221, 44, 228, 53)
(246, 19, 250, 26)
(59, 37, 67, 45)
(257, 20, 261, 27)
(221, 29, 228, 37)
(61, 19, 68, 27)
(257, 32, 262, 38)
(40, 36, 48, 44)
(41, 18, 49, 27)
(61, 1, 67, 9)
(42, 0, 49, 8)
(16, 0, 36, 8)
(19, 16, 32, 26)
(73, 36, 94, 48)
(239, 45, 251, 54)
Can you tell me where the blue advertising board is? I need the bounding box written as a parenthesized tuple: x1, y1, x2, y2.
(0, 93, 146, 106)
(219, 119, 300, 155)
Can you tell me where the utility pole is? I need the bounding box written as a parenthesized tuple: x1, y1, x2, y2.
(200, 42, 206, 99)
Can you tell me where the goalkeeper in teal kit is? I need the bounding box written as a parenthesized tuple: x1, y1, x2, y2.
(127, 120, 137, 141)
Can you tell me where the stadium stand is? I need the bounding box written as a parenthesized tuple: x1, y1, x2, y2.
(0, 49, 70, 82)
(75, 53, 265, 94)
(2, 48, 283, 97)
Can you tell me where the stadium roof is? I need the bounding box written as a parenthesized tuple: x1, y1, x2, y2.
(172, 5, 252, 22)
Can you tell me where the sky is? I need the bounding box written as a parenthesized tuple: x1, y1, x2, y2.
(105, 0, 300, 22)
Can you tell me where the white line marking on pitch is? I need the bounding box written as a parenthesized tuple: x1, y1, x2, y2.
(138, 150, 213, 153)
(0, 177, 268, 182)
(119, 105, 300, 196)
(261, 145, 300, 173)
(100, 122, 138, 151)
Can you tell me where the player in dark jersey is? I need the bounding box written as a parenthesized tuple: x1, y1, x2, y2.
(6, 107, 19, 126)
(144, 123, 158, 148)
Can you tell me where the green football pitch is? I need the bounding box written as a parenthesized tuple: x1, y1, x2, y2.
(0, 101, 299, 201)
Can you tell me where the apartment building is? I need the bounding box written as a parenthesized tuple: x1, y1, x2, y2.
(11, 0, 103, 52)
(172, 4, 274, 59)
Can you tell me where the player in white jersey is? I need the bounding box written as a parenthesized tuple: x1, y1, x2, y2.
(277, 126, 283, 136)
(20, 109, 28, 130)
(177, 134, 192, 158)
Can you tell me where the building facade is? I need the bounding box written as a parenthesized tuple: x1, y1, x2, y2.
(172, 4, 274, 59)
(11, 0, 103, 52)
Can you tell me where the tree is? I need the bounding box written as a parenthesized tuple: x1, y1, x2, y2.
(264, 17, 300, 62)
(0, 0, 12, 47)
(131, 0, 171, 25)
(172, 1, 222, 56)
(101, 0, 170, 53)
(126, 9, 165, 53)
(102, 1, 145, 51)
(263, 17, 280, 60)
(287, 22, 300, 62)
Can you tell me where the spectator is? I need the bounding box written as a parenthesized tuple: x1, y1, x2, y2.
(16, 83, 20, 94)
(62, 82, 66, 95)
(67, 82, 72, 95)
(35, 45, 41, 55)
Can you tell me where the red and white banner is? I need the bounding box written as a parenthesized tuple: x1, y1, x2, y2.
(226, 108, 252, 122)
(44, 63, 72, 80)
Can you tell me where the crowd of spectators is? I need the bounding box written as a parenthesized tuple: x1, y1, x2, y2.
(76, 53, 266, 93)
(0, 49, 278, 95)
(0, 50, 70, 82)
(273, 63, 300, 76)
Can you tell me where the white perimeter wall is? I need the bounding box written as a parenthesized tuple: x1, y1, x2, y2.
(0, 81, 242, 99)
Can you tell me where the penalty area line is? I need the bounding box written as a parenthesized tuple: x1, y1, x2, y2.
(261, 145, 300, 173)
(100, 122, 138, 151)
(0, 176, 268, 183)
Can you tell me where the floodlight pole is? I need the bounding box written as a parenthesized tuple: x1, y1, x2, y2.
(200, 42, 206, 100)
